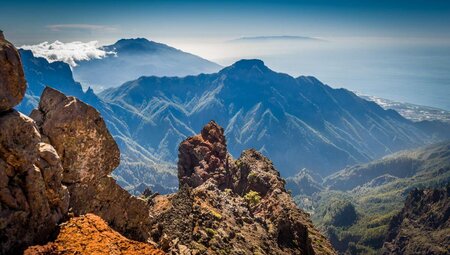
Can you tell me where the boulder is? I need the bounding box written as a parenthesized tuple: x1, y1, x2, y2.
(31, 87, 120, 183)
(0, 31, 26, 112)
(0, 110, 69, 254)
(31, 87, 151, 241)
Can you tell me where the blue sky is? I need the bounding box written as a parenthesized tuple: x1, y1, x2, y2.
(2, 0, 450, 45)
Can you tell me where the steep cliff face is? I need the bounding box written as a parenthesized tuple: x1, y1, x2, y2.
(382, 186, 450, 255)
(24, 214, 165, 255)
(147, 121, 335, 255)
(0, 33, 69, 254)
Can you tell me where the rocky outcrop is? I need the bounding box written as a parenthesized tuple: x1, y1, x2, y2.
(382, 186, 450, 255)
(148, 121, 335, 254)
(0, 111, 70, 253)
(24, 214, 164, 255)
(1, 32, 152, 253)
(30, 87, 120, 183)
(178, 121, 231, 188)
(0, 34, 69, 253)
(0, 31, 26, 111)
(31, 87, 152, 241)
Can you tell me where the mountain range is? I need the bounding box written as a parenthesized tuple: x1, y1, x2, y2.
(72, 38, 222, 90)
(17, 38, 450, 195)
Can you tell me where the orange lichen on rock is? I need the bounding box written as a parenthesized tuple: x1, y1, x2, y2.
(24, 214, 165, 255)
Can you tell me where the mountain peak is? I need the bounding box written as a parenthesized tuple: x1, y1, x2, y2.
(232, 59, 267, 70)
(115, 37, 151, 45)
(220, 59, 271, 76)
(105, 37, 171, 53)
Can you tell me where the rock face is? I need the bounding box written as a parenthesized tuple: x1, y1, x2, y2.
(0, 33, 69, 254)
(0, 111, 70, 253)
(0, 32, 154, 253)
(31, 87, 152, 241)
(0, 31, 27, 111)
(382, 186, 450, 255)
(178, 121, 231, 188)
(24, 214, 165, 255)
(148, 121, 335, 254)
(31, 87, 120, 183)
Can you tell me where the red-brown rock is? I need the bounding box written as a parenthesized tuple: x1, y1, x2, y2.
(0, 31, 26, 112)
(178, 120, 231, 188)
(24, 214, 165, 255)
(31, 87, 152, 242)
(0, 110, 69, 254)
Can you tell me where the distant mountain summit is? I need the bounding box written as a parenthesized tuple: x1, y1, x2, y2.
(72, 38, 222, 90)
(101, 59, 448, 179)
(102, 38, 174, 53)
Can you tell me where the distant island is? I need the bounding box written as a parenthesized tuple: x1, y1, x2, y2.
(230, 35, 324, 42)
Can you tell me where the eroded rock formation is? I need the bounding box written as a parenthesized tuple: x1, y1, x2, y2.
(178, 121, 231, 188)
(31, 87, 152, 241)
(24, 214, 164, 255)
(0, 111, 70, 254)
(0, 33, 69, 253)
(148, 121, 336, 254)
(0, 33, 153, 253)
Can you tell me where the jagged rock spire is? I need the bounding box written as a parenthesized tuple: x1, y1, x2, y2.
(178, 120, 230, 188)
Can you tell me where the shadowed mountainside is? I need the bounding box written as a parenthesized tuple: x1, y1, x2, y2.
(73, 38, 222, 90)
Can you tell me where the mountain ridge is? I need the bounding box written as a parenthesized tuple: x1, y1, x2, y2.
(16, 46, 450, 195)
(100, 59, 445, 179)
(72, 38, 222, 90)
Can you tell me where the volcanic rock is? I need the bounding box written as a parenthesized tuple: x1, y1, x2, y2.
(30, 87, 120, 183)
(24, 214, 165, 255)
(0, 110, 69, 253)
(0, 31, 26, 112)
(178, 121, 231, 188)
(31, 87, 152, 241)
(149, 121, 336, 254)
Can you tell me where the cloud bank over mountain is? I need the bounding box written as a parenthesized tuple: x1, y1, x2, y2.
(21, 40, 115, 67)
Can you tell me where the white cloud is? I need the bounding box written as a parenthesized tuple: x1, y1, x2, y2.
(46, 24, 117, 32)
(20, 41, 115, 67)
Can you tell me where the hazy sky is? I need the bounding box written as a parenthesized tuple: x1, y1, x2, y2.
(2, 0, 450, 45)
(2, 0, 450, 109)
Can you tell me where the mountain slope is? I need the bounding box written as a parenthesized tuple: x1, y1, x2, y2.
(17, 50, 449, 194)
(72, 38, 221, 90)
(382, 186, 450, 255)
(101, 59, 445, 178)
(302, 142, 450, 254)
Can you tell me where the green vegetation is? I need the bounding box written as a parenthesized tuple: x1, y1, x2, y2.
(244, 190, 261, 206)
(320, 199, 357, 227)
(205, 228, 217, 237)
(301, 142, 450, 254)
(209, 209, 222, 220)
